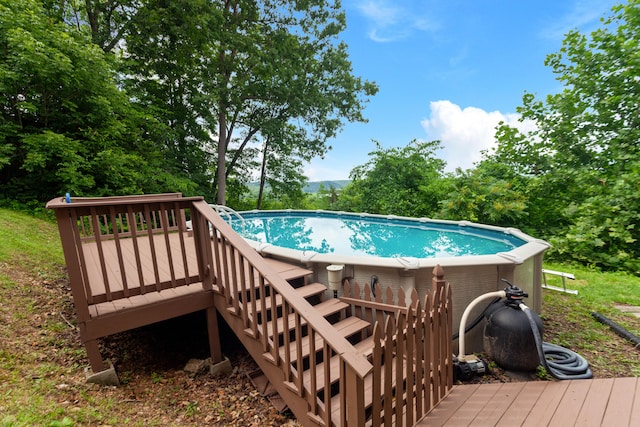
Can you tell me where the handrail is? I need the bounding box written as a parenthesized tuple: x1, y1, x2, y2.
(46, 193, 203, 208)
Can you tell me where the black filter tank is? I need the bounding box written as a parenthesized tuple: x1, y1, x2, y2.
(483, 281, 543, 372)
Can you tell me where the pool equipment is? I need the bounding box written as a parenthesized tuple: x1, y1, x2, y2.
(326, 264, 344, 298)
(454, 289, 506, 380)
(455, 279, 592, 381)
(483, 280, 543, 372)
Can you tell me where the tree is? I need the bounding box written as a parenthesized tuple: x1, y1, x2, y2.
(490, 0, 640, 272)
(207, 0, 378, 205)
(0, 0, 172, 202)
(438, 161, 527, 227)
(122, 0, 220, 199)
(337, 140, 449, 217)
(110, 0, 377, 205)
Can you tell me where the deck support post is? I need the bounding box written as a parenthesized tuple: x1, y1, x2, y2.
(206, 307, 224, 364)
(82, 329, 108, 373)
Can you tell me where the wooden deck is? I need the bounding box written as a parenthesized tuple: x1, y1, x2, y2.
(417, 377, 640, 426)
(48, 194, 456, 425)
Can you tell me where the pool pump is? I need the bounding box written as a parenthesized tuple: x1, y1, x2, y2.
(453, 355, 487, 381)
(454, 279, 593, 382)
(453, 288, 506, 382)
(483, 280, 543, 372)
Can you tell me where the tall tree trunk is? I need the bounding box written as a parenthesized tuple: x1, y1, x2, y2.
(216, 108, 227, 205)
(256, 137, 270, 209)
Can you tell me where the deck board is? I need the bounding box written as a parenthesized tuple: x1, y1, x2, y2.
(417, 377, 640, 427)
(575, 378, 613, 427)
(495, 381, 549, 426)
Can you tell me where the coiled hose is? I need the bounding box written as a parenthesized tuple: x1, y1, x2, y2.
(520, 303, 593, 380)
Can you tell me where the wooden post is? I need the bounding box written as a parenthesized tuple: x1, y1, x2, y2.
(432, 264, 445, 294)
(343, 360, 366, 427)
(206, 307, 223, 364)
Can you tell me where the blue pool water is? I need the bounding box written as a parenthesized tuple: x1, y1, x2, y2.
(230, 211, 526, 259)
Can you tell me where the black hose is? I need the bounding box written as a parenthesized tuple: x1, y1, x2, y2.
(592, 312, 640, 349)
(520, 304, 593, 380)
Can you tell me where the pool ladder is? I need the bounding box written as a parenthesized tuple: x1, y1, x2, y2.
(210, 204, 246, 232)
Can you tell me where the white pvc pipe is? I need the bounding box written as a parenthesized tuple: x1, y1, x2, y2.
(458, 290, 506, 360)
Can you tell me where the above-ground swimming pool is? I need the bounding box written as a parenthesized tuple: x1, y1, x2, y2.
(234, 211, 527, 259)
(227, 209, 550, 352)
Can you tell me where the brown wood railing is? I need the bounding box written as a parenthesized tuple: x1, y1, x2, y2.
(46, 194, 223, 374)
(49, 194, 205, 307)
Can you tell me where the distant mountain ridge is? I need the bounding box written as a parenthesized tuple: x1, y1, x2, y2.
(303, 180, 350, 193)
(246, 180, 350, 194)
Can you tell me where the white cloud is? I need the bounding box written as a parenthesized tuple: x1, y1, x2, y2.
(352, 0, 439, 42)
(421, 100, 535, 172)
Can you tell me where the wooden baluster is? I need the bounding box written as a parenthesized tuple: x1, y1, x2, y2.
(395, 314, 405, 427)
(126, 206, 145, 291)
(323, 342, 332, 427)
(109, 206, 129, 297)
(383, 317, 394, 427)
(423, 292, 433, 410)
(371, 323, 383, 426)
(413, 298, 424, 420)
(160, 203, 177, 288)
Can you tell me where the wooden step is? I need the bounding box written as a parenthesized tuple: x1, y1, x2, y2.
(246, 298, 348, 337)
(259, 298, 349, 335)
(246, 369, 288, 413)
(302, 335, 376, 394)
(233, 282, 326, 323)
(262, 257, 313, 282)
(248, 282, 326, 313)
(279, 316, 371, 363)
(229, 258, 312, 296)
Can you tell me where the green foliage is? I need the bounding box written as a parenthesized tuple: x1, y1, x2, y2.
(488, 0, 640, 273)
(438, 162, 527, 227)
(1, 0, 376, 206)
(120, 0, 377, 204)
(552, 160, 640, 274)
(0, 0, 169, 202)
(337, 140, 449, 217)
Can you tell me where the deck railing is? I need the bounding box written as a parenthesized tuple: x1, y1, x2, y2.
(48, 194, 206, 309)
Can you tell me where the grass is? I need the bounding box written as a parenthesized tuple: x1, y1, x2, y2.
(540, 261, 640, 377)
(0, 209, 124, 426)
(1, 208, 639, 425)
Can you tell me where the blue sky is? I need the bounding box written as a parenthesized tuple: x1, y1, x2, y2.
(304, 0, 620, 181)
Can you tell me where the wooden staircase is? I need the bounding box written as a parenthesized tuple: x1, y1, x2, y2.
(191, 200, 453, 426)
(216, 256, 374, 425)
(243, 264, 363, 414)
